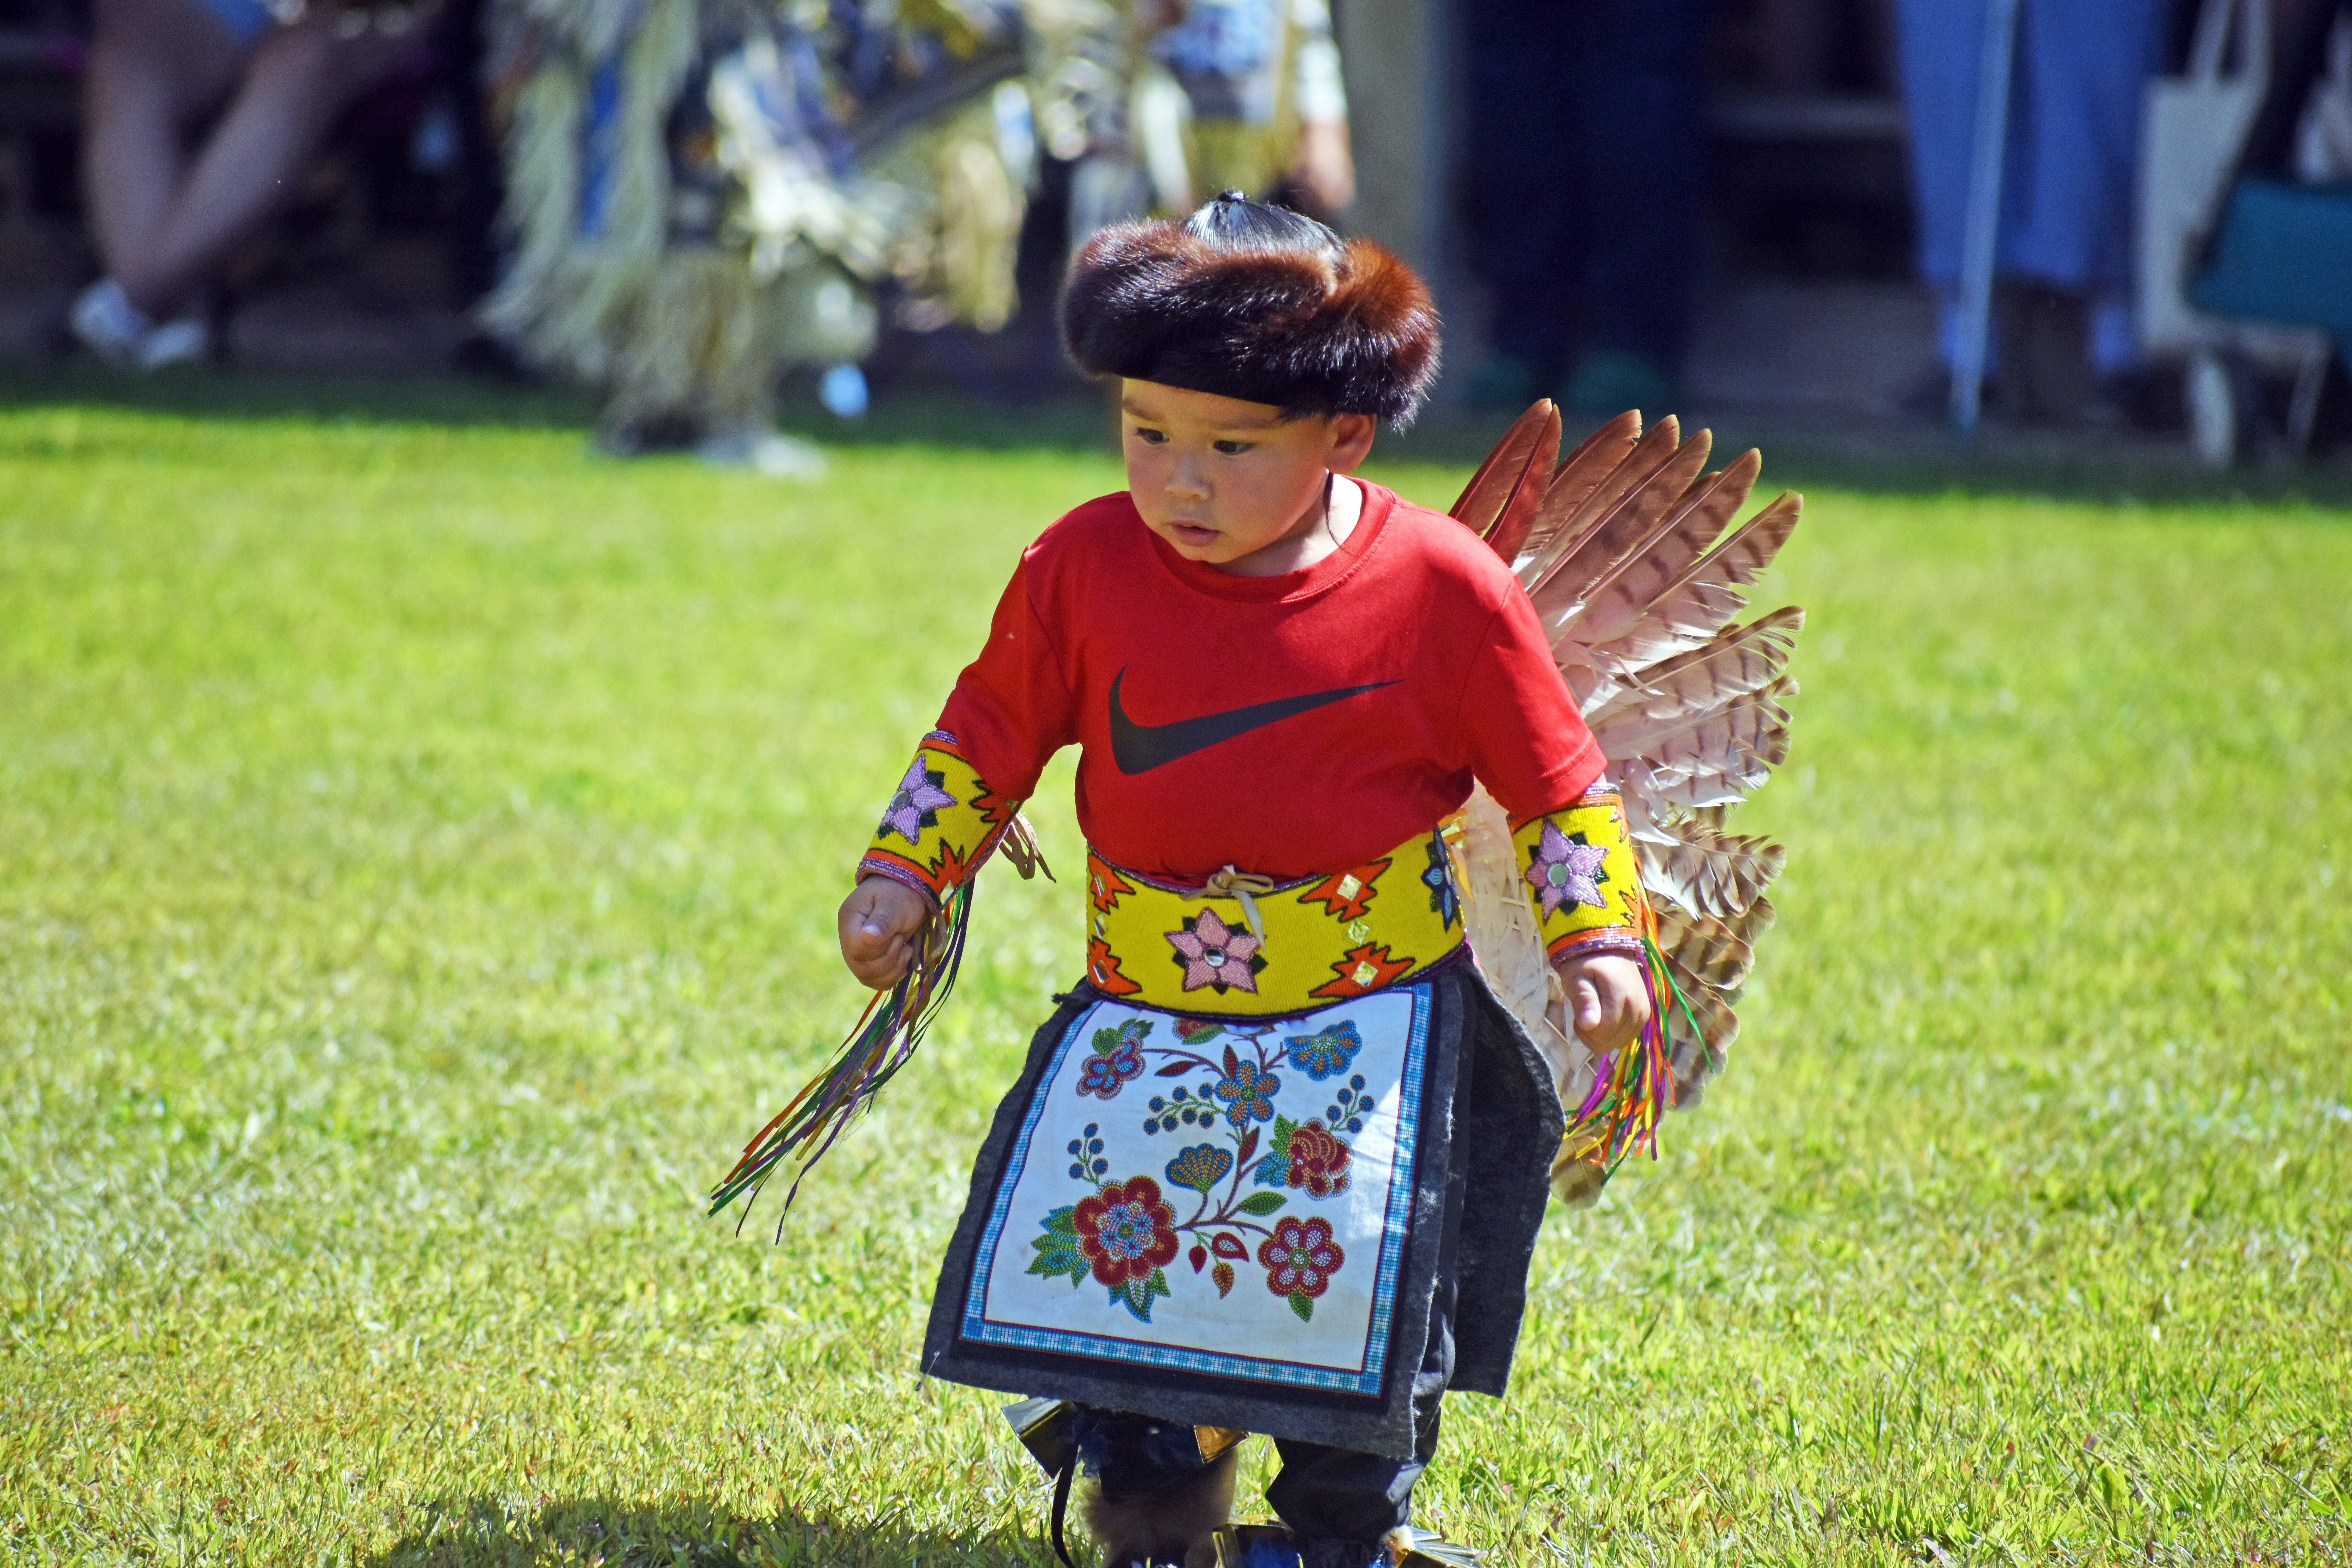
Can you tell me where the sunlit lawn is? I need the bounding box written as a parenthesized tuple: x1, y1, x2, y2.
(1, 389, 2346, 1565)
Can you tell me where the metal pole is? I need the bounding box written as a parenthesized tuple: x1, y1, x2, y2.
(1952, 0, 2022, 433)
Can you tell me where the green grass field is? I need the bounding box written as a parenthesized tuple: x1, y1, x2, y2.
(2, 387, 2347, 1566)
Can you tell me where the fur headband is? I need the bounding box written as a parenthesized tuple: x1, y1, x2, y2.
(1060, 218, 1441, 426)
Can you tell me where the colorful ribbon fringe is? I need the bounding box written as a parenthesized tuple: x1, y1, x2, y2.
(1558, 912, 1703, 1179)
(708, 877, 979, 1236)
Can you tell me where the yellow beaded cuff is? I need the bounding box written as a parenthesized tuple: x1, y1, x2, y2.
(1513, 784, 1647, 963)
(858, 732, 1017, 902)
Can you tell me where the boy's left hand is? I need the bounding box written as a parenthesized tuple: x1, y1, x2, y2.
(1556, 953, 1651, 1057)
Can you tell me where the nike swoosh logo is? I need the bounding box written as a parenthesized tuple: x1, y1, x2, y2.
(1108, 668, 1398, 773)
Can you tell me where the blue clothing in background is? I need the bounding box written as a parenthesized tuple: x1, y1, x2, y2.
(187, 0, 276, 47)
(1894, 0, 2167, 368)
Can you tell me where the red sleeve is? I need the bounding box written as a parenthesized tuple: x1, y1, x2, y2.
(933, 554, 1078, 804)
(1457, 590, 1607, 823)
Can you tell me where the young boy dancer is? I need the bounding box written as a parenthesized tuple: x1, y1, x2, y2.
(824, 194, 1659, 1568)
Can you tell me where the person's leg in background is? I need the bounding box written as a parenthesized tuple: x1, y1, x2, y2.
(1461, 0, 1579, 408)
(438, 0, 503, 309)
(1891, 0, 2001, 389)
(115, 6, 436, 318)
(74, 0, 245, 363)
(2000, 0, 2169, 415)
(1892, 0, 2168, 420)
(74, 0, 440, 366)
(1559, 0, 1706, 418)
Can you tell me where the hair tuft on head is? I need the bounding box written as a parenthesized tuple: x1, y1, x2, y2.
(1061, 195, 1441, 427)
(1183, 191, 1345, 261)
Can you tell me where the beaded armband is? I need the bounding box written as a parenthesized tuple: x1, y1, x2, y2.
(1513, 783, 1648, 963)
(858, 731, 1016, 903)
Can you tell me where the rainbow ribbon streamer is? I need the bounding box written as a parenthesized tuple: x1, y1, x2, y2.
(1559, 913, 1703, 1179)
(708, 878, 978, 1237)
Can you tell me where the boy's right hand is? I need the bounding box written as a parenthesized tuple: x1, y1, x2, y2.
(839, 875, 933, 989)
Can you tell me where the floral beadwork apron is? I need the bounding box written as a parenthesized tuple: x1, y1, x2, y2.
(962, 986, 1431, 1395)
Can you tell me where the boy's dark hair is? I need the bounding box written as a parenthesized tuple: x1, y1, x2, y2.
(1060, 193, 1441, 427)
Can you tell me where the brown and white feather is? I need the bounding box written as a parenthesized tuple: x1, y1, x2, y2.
(1510, 410, 1641, 566)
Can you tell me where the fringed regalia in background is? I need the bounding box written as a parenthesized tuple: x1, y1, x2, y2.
(479, 0, 1128, 451)
(1120, 0, 1348, 213)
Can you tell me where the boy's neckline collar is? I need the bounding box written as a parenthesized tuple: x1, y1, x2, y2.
(1142, 478, 1395, 602)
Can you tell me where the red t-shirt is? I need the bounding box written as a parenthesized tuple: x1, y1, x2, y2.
(936, 481, 1605, 883)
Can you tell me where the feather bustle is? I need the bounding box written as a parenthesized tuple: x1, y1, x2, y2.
(1653, 904, 1755, 993)
(1658, 945, 1738, 1100)
(1583, 606, 1804, 730)
(1515, 417, 1686, 606)
(1443, 402, 1805, 1197)
(1633, 820, 1786, 920)
(1513, 416, 1680, 597)
(1596, 675, 1794, 773)
(1482, 404, 1566, 563)
(1586, 492, 1800, 671)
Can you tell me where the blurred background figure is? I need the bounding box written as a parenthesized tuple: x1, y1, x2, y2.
(71, 0, 443, 370)
(478, 0, 1127, 469)
(1132, 0, 1354, 218)
(1891, 0, 2170, 424)
(474, 0, 1354, 466)
(1459, 0, 1708, 418)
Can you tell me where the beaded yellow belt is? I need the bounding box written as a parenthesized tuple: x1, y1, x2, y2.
(1080, 830, 1467, 1018)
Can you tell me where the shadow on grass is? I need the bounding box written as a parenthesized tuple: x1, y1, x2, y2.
(6, 358, 2352, 511)
(360, 1495, 1053, 1568)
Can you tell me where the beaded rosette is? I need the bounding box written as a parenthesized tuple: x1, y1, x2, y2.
(1503, 787, 1685, 1181)
(857, 732, 1019, 904)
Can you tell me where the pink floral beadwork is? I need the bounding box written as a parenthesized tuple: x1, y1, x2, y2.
(1258, 1216, 1343, 1300)
(1165, 907, 1262, 994)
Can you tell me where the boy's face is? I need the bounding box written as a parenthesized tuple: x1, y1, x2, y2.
(1120, 380, 1376, 570)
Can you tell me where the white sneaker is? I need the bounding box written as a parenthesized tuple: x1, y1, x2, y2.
(136, 316, 210, 370)
(69, 279, 211, 371)
(69, 278, 150, 368)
